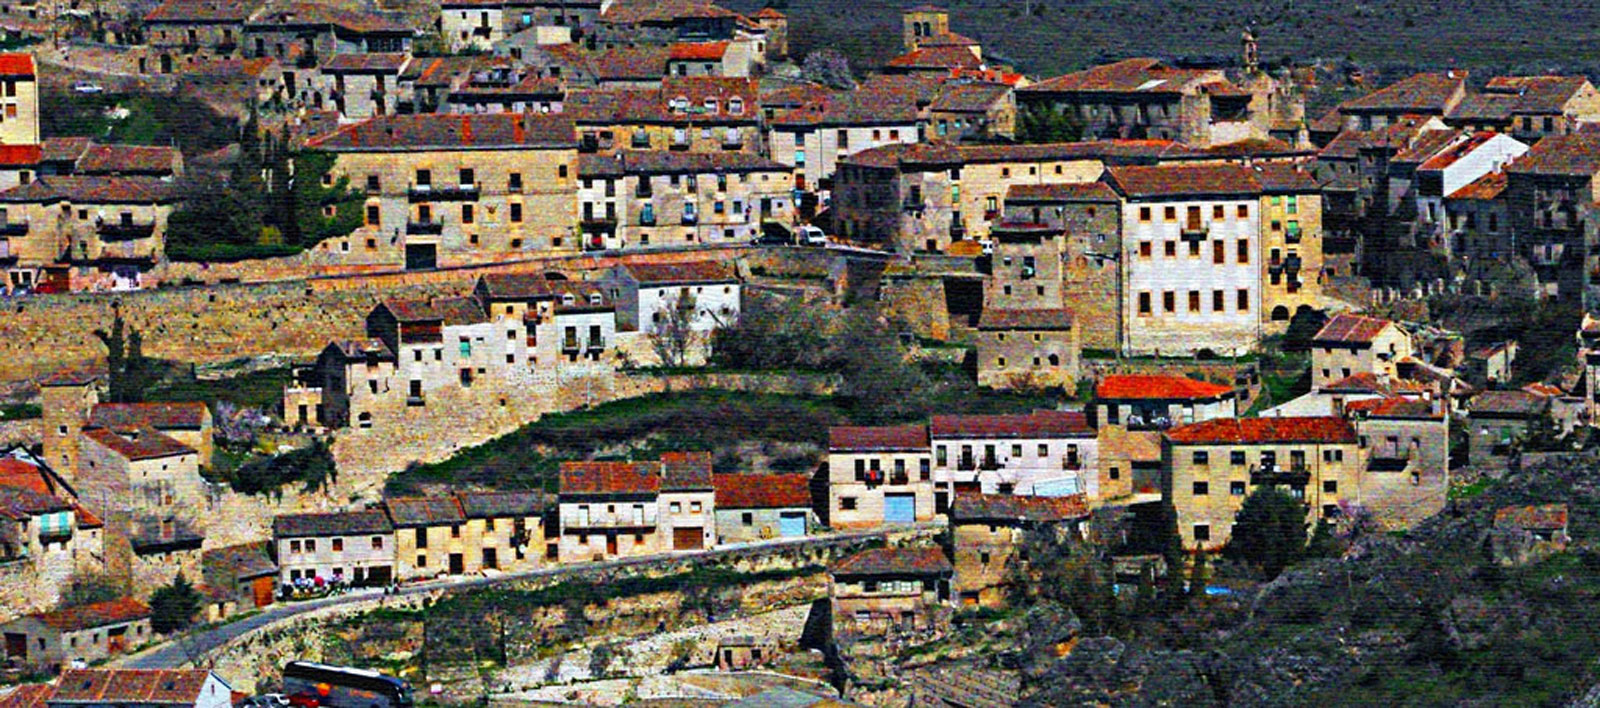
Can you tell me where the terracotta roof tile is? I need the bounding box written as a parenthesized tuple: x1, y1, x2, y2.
(272, 510, 392, 537)
(456, 490, 546, 518)
(714, 473, 810, 509)
(1493, 503, 1568, 530)
(559, 460, 663, 495)
(601, 0, 736, 24)
(39, 137, 91, 163)
(1321, 371, 1389, 394)
(1342, 396, 1439, 418)
(830, 546, 951, 576)
(82, 428, 194, 461)
(1446, 170, 1508, 200)
(887, 45, 983, 71)
(1506, 133, 1600, 176)
(0, 144, 40, 167)
(1484, 75, 1590, 114)
(1005, 182, 1120, 203)
(0, 487, 70, 520)
(949, 492, 1088, 523)
(89, 402, 208, 431)
(0, 683, 52, 708)
(1469, 390, 1550, 417)
(1447, 92, 1518, 122)
(1165, 416, 1357, 445)
(1096, 375, 1233, 401)
(0, 53, 33, 77)
(828, 425, 929, 452)
(0, 458, 54, 496)
(621, 260, 738, 285)
(669, 41, 729, 61)
(977, 307, 1074, 330)
(31, 598, 150, 632)
(1343, 72, 1466, 113)
(930, 410, 1091, 438)
(310, 113, 576, 151)
(52, 669, 218, 705)
(1021, 58, 1217, 95)
(753, 7, 784, 19)
(1393, 129, 1466, 165)
(145, 0, 258, 23)
(1312, 313, 1397, 345)
(0, 176, 176, 204)
(320, 52, 409, 74)
(380, 296, 486, 325)
(202, 541, 277, 580)
(384, 496, 464, 527)
(661, 451, 713, 490)
(1250, 162, 1320, 193)
(1107, 162, 1263, 199)
(929, 81, 1009, 113)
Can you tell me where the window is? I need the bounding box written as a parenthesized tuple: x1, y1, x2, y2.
(1188, 290, 1200, 313)
(1038, 444, 1049, 457)
(671, 501, 682, 513)
(840, 497, 858, 511)
(372, 536, 383, 549)
(1165, 241, 1176, 257)
(1193, 524, 1210, 541)
(1192, 481, 1209, 496)
(1192, 451, 1209, 465)
(1213, 204, 1225, 219)
(366, 204, 379, 226)
(1139, 241, 1152, 258)
(366, 174, 380, 192)
(332, 538, 344, 552)
(1164, 206, 1176, 221)
(1139, 206, 1151, 222)
(1230, 481, 1246, 495)
(306, 539, 316, 552)
(1237, 204, 1248, 218)
(1213, 239, 1225, 263)
(691, 501, 702, 513)
(1323, 480, 1338, 493)
(510, 203, 522, 222)
(1237, 289, 1249, 311)
(509, 172, 523, 192)
(1213, 289, 1225, 312)
(1138, 291, 1152, 315)
(1163, 291, 1175, 313)
(1237, 238, 1249, 263)
(558, 164, 568, 179)
(459, 168, 474, 186)
(462, 204, 475, 224)
(1230, 450, 1246, 465)
(290, 540, 301, 553)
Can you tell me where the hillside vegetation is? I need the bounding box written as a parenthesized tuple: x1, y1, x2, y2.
(730, 0, 1600, 78)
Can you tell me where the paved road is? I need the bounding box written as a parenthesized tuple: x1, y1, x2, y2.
(119, 525, 935, 670)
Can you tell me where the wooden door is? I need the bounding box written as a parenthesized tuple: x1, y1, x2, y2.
(448, 553, 465, 575)
(251, 576, 275, 607)
(672, 527, 703, 550)
(605, 534, 618, 556)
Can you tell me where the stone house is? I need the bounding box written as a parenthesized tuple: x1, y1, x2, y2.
(711, 472, 813, 544)
(1253, 163, 1324, 331)
(749, 7, 786, 60)
(988, 182, 1122, 350)
(949, 493, 1088, 608)
(1339, 72, 1467, 131)
(308, 112, 579, 269)
(243, 4, 413, 62)
(665, 41, 749, 79)
(1443, 76, 1600, 141)
(829, 546, 951, 639)
(576, 150, 794, 252)
(1408, 131, 1527, 258)
(714, 635, 774, 671)
(0, 175, 177, 292)
(974, 307, 1081, 391)
(312, 52, 410, 120)
(1096, 425, 1162, 502)
(442, 0, 606, 54)
(457, 490, 553, 569)
(1466, 389, 1552, 462)
(74, 427, 204, 530)
(768, 88, 923, 193)
(556, 453, 717, 563)
(201, 541, 277, 611)
(1091, 374, 1237, 431)
(1162, 416, 1360, 550)
(41, 668, 234, 708)
(1469, 340, 1518, 385)
(1491, 504, 1570, 566)
(1017, 58, 1285, 148)
(600, 260, 740, 334)
(271, 510, 396, 588)
(125, 516, 203, 600)
(929, 410, 1098, 502)
(388, 491, 548, 579)
(0, 597, 152, 670)
(928, 83, 1014, 143)
(1106, 162, 1266, 356)
(1310, 313, 1414, 389)
(386, 495, 468, 580)
(0, 454, 105, 621)
(1443, 170, 1513, 266)
(472, 273, 619, 366)
(825, 425, 935, 529)
(1343, 397, 1450, 527)
(143, 0, 258, 73)
(565, 77, 762, 154)
(1503, 133, 1600, 301)
(0, 53, 37, 146)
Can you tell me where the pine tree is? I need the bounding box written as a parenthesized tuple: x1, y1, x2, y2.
(1225, 487, 1309, 579)
(1188, 547, 1209, 600)
(94, 307, 155, 403)
(150, 573, 201, 634)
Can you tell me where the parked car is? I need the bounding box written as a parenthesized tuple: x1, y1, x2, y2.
(72, 81, 103, 94)
(798, 225, 827, 246)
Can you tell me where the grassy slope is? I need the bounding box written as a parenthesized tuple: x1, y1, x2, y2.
(728, 0, 1600, 78)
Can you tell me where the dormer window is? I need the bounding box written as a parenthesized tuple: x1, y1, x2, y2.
(729, 97, 744, 115)
(704, 97, 718, 113)
(589, 292, 603, 305)
(561, 293, 575, 305)
(671, 96, 689, 112)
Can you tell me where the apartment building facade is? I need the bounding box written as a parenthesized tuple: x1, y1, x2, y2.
(825, 425, 935, 529)
(577, 150, 793, 252)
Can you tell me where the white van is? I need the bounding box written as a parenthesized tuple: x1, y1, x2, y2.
(798, 225, 828, 246)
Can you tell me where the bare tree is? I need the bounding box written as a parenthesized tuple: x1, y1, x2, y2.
(650, 291, 699, 368)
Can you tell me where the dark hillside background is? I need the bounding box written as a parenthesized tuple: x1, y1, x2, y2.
(726, 0, 1600, 79)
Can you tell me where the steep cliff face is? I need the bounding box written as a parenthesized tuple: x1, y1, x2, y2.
(1020, 452, 1600, 706)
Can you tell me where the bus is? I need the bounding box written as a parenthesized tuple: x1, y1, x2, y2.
(281, 661, 414, 708)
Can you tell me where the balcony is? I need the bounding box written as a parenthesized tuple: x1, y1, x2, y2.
(409, 183, 478, 201)
(586, 337, 605, 351)
(0, 221, 26, 236)
(564, 511, 657, 529)
(639, 213, 657, 226)
(983, 209, 999, 221)
(1063, 459, 1082, 471)
(1249, 463, 1310, 487)
(472, 25, 493, 37)
(957, 458, 976, 472)
(979, 457, 1001, 471)
(682, 212, 698, 225)
(889, 473, 910, 486)
(1368, 450, 1410, 473)
(406, 220, 444, 235)
(96, 221, 157, 240)
(1180, 221, 1207, 241)
(950, 222, 966, 239)
(38, 528, 72, 545)
(562, 337, 580, 352)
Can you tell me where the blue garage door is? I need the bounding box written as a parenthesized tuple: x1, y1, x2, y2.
(778, 512, 807, 537)
(884, 494, 916, 524)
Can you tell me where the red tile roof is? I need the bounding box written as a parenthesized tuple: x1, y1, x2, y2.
(380, 296, 486, 325)
(753, 7, 785, 19)
(976, 307, 1074, 331)
(272, 510, 392, 537)
(830, 546, 951, 576)
(661, 451, 713, 490)
(310, 113, 577, 151)
(887, 45, 983, 71)
(1005, 182, 1120, 203)
(1507, 133, 1600, 176)
(0, 458, 52, 496)
(1484, 75, 1590, 114)
(51, 669, 217, 705)
(0, 683, 52, 708)
(714, 473, 810, 508)
(1021, 58, 1218, 95)
(82, 428, 194, 461)
(384, 496, 464, 527)
(1312, 313, 1397, 345)
(0, 53, 35, 77)
(1343, 72, 1466, 113)
(1322, 372, 1389, 394)
(75, 144, 182, 175)
(669, 41, 729, 61)
(145, 0, 256, 23)
(0, 144, 41, 167)
(1106, 163, 1263, 199)
(1493, 503, 1568, 531)
(89, 402, 208, 431)
(828, 424, 930, 452)
(1418, 131, 1500, 171)
(1447, 170, 1508, 200)
(621, 260, 738, 285)
(1165, 416, 1357, 445)
(930, 410, 1092, 438)
(0, 176, 176, 204)
(1095, 375, 1233, 401)
(1342, 396, 1439, 419)
(560, 461, 664, 495)
(32, 598, 150, 632)
(0, 487, 70, 520)
(949, 492, 1088, 523)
